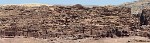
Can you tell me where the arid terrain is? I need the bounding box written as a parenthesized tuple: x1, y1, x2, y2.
(0, 0, 150, 43)
(0, 36, 150, 43)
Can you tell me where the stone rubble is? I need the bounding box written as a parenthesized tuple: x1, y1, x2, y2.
(0, 4, 150, 39)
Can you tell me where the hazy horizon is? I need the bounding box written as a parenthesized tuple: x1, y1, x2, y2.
(0, 0, 136, 5)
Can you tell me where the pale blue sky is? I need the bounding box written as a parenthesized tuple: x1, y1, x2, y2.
(0, 0, 136, 5)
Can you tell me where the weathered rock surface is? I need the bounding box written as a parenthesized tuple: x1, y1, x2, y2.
(0, 4, 150, 39)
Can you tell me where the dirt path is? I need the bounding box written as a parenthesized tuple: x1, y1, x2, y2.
(0, 36, 150, 43)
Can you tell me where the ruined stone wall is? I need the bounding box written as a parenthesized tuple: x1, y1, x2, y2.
(0, 5, 149, 39)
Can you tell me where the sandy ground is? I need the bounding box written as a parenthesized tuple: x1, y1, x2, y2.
(0, 36, 150, 43)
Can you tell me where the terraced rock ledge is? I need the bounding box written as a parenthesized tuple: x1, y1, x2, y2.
(0, 4, 150, 41)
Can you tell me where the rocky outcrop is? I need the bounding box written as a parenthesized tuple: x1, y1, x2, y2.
(0, 4, 149, 39)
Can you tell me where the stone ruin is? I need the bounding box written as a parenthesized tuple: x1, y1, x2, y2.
(0, 4, 150, 39)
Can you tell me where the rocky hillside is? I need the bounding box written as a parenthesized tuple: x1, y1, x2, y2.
(121, 0, 150, 14)
(0, 4, 150, 39)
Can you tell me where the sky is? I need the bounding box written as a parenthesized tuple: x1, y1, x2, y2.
(0, 0, 136, 5)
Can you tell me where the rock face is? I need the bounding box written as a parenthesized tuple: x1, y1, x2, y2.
(121, 0, 150, 14)
(0, 4, 149, 39)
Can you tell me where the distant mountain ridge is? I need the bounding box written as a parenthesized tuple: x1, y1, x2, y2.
(0, 3, 52, 7)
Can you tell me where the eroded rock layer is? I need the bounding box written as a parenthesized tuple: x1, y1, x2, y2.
(0, 5, 149, 39)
